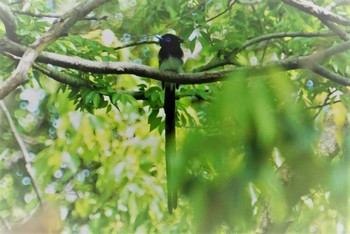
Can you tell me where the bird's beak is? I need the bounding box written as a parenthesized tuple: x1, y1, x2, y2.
(156, 36, 163, 41)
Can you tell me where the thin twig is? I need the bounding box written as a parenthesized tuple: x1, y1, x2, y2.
(114, 40, 157, 50)
(0, 216, 11, 231)
(12, 9, 109, 21)
(241, 31, 340, 51)
(194, 31, 342, 72)
(309, 89, 341, 119)
(81, 15, 108, 21)
(311, 88, 339, 119)
(309, 88, 340, 110)
(12, 10, 59, 18)
(311, 100, 341, 109)
(0, 101, 43, 206)
(206, 0, 236, 22)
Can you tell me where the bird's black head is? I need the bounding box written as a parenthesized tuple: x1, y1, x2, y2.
(157, 34, 183, 47)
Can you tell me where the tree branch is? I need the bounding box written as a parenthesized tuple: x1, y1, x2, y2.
(310, 65, 350, 86)
(0, 37, 230, 84)
(114, 40, 157, 51)
(305, 39, 350, 63)
(0, 2, 18, 42)
(281, 0, 350, 26)
(326, 0, 350, 10)
(11, 10, 61, 18)
(320, 19, 349, 41)
(12, 9, 109, 21)
(0, 33, 350, 91)
(1, 51, 91, 87)
(241, 31, 344, 51)
(2, 50, 153, 101)
(33, 64, 91, 87)
(0, 0, 110, 101)
(206, 0, 236, 22)
(194, 31, 344, 72)
(0, 100, 43, 206)
(0, 216, 11, 231)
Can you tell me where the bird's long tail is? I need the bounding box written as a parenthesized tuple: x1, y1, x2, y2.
(164, 83, 177, 214)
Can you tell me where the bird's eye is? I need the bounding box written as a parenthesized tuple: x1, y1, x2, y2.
(165, 37, 171, 42)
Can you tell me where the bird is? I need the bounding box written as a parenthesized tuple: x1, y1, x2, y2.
(157, 33, 184, 214)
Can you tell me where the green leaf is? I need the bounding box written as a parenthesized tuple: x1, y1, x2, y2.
(148, 109, 162, 132)
(111, 92, 120, 105)
(92, 93, 101, 108)
(85, 91, 95, 104)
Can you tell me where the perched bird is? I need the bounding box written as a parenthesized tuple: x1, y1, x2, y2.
(157, 34, 184, 214)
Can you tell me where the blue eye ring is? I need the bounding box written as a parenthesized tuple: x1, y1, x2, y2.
(165, 37, 171, 42)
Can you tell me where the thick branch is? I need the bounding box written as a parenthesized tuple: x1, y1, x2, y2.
(0, 37, 285, 83)
(281, 0, 350, 26)
(0, 2, 18, 42)
(0, 36, 350, 87)
(1, 51, 91, 87)
(0, 37, 228, 83)
(311, 65, 350, 86)
(281, 0, 350, 41)
(0, 0, 110, 101)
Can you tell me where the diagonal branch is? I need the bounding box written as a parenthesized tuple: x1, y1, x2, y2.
(326, 0, 350, 10)
(0, 0, 110, 101)
(33, 64, 91, 87)
(1, 51, 91, 87)
(310, 65, 350, 86)
(0, 2, 18, 42)
(0, 100, 43, 206)
(281, 0, 350, 26)
(320, 19, 349, 41)
(206, 0, 236, 22)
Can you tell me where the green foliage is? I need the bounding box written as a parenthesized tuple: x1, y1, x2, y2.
(176, 71, 317, 232)
(0, 0, 349, 233)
